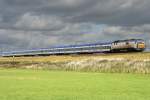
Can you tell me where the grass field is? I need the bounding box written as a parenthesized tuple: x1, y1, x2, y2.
(0, 69, 150, 100)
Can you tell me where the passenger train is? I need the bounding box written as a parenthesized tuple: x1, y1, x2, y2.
(1, 39, 145, 57)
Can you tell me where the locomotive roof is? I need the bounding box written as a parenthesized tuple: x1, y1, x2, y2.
(113, 39, 144, 43)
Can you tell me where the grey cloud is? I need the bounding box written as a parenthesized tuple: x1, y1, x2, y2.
(67, 0, 150, 26)
(1, 0, 150, 27)
(0, 0, 150, 51)
(1, 0, 150, 30)
(14, 13, 65, 31)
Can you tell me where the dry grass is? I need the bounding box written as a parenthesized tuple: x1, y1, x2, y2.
(0, 52, 150, 73)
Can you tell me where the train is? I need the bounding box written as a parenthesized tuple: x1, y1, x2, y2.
(1, 39, 145, 57)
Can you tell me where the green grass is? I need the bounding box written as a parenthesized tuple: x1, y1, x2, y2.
(0, 69, 150, 100)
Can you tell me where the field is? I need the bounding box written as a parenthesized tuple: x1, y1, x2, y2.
(0, 52, 150, 73)
(0, 53, 150, 100)
(0, 69, 150, 100)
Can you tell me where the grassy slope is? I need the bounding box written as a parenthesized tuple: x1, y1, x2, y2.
(0, 52, 150, 73)
(1, 52, 150, 62)
(0, 52, 150, 62)
(0, 69, 150, 100)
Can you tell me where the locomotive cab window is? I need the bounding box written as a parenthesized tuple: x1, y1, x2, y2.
(126, 42, 129, 45)
(114, 42, 117, 45)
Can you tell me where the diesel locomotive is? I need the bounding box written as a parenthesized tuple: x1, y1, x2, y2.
(1, 39, 145, 57)
(111, 39, 145, 52)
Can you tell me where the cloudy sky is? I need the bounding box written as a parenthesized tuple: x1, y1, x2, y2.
(0, 0, 150, 51)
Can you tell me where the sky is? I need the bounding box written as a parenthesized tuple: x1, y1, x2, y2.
(0, 0, 150, 51)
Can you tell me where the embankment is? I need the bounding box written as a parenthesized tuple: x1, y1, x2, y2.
(0, 53, 150, 73)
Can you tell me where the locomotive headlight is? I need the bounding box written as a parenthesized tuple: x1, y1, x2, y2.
(137, 43, 145, 49)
